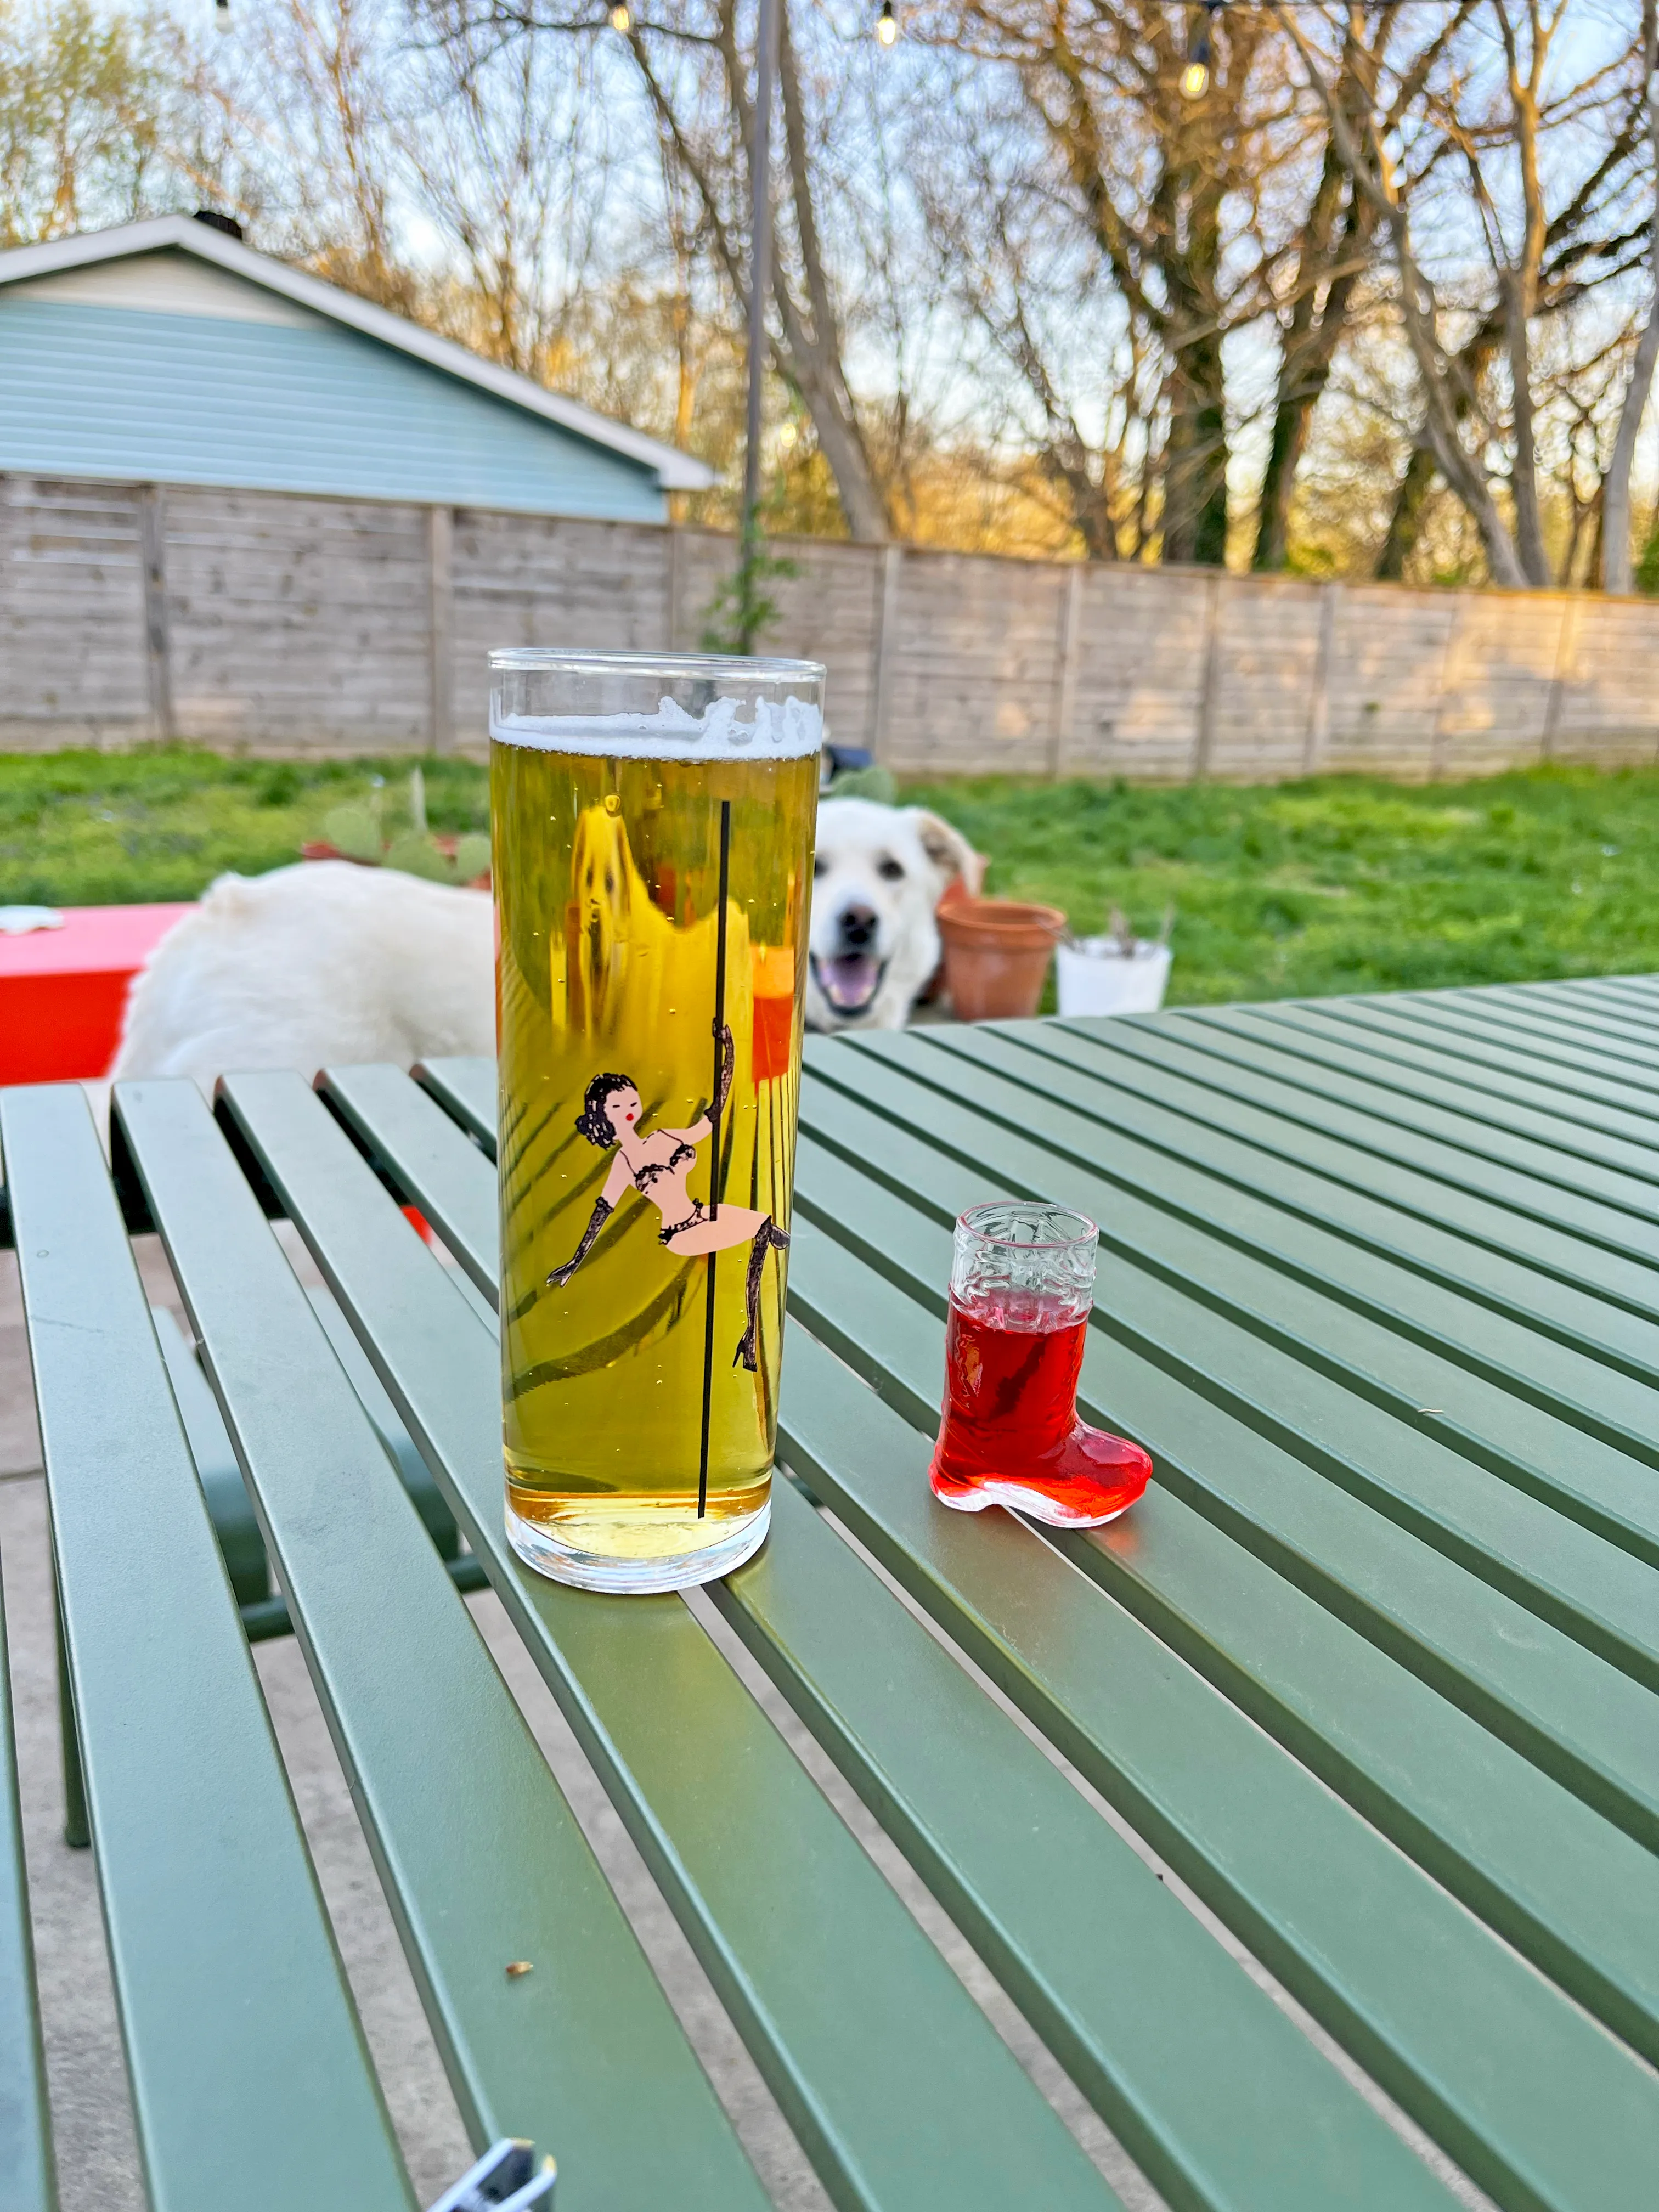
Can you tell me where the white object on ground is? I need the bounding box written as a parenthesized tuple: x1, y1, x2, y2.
(0, 906, 64, 933)
(1055, 936, 1172, 1018)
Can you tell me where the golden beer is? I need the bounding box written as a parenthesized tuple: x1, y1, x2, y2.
(489, 651, 823, 1590)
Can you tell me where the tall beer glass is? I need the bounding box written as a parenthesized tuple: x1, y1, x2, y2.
(490, 649, 824, 1592)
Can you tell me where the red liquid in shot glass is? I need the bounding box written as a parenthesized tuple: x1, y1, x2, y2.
(929, 1285, 1151, 1527)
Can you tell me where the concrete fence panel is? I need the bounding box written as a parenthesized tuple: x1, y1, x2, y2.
(5, 470, 1659, 778)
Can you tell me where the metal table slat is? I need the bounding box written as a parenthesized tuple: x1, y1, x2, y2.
(325, 1066, 498, 1301)
(1314, 995, 1659, 1127)
(344, 1045, 1659, 2200)
(922, 1019, 1659, 1386)
(1040, 1017, 1659, 1276)
(214, 1071, 1124, 2212)
(415, 1057, 498, 1151)
(788, 1121, 1659, 1767)
(1422, 990, 1659, 1076)
(1253, 1005, 1659, 1174)
(320, 1066, 1457, 2212)
(774, 1325, 1659, 2212)
(0, 1087, 414, 2212)
(799, 1053, 1659, 1583)
(989, 1018, 1659, 1320)
(0, 1560, 54, 2212)
(149, 1306, 272, 1613)
(1159, 1008, 1659, 1220)
(1541, 975, 1659, 1023)
(1207, 1001, 1659, 1189)
(721, 1482, 1455, 2212)
(783, 1211, 1659, 2072)
(842, 1030, 1659, 1475)
(1347, 997, 1659, 1115)
(112, 1079, 768, 2212)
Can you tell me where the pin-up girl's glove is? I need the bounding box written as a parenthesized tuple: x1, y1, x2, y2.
(548, 1196, 612, 1289)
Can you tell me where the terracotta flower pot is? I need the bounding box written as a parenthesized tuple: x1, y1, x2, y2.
(937, 898, 1066, 1022)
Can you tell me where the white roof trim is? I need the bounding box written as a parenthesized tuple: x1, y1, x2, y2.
(0, 217, 715, 491)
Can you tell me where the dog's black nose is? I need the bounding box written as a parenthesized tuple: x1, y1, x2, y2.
(837, 902, 878, 951)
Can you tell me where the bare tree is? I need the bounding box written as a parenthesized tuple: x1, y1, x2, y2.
(1251, 5, 1476, 570)
(397, 18, 614, 374)
(0, 0, 231, 245)
(922, 0, 1288, 565)
(1280, 0, 1646, 590)
(419, 0, 890, 538)
(229, 0, 421, 312)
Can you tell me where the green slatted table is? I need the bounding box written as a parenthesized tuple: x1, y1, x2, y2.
(5, 974, 1659, 2209)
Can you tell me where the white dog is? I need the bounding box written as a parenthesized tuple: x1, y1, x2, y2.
(113, 860, 494, 1088)
(113, 798, 979, 1087)
(805, 797, 980, 1032)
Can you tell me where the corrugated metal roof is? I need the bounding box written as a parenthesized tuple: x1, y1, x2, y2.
(0, 295, 669, 518)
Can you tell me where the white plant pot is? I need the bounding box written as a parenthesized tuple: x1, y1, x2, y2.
(1054, 938, 1172, 1019)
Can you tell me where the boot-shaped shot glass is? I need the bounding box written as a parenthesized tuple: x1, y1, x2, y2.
(929, 1201, 1151, 1527)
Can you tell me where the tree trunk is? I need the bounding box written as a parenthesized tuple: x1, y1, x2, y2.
(1604, 3, 1659, 595)
(634, 0, 888, 543)
(788, 352, 888, 540)
(1161, 334, 1229, 565)
(1506, 276, 1553, 586)
(1375, 309, 1506, 579)
(1254, 388, 1311, 573)
(1605, 305, 1659, 595)
(772, 0, 888, 539)
(1161, 166, 1228, 567)
(1253, 117, 1376, 570)
(1374, 444, 1437, 580)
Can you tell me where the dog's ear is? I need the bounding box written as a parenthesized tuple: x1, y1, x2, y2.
(909, 810, 984, 894)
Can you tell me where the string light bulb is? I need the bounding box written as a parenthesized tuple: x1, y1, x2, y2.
(1181, 3, 1216, 99)
(214, 0, 232, 31)
(609, 1, 631, 29)
(876, 0, 898, 47)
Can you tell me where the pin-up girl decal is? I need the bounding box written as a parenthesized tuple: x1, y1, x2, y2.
(548, 1023, 789, 1372)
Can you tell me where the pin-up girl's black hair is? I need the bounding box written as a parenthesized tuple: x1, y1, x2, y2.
(574, 1072, 635, 1147)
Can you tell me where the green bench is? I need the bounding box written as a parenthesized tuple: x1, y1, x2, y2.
(4, 974, 1659, 2207)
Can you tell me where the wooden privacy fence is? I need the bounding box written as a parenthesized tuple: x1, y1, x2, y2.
(5, 470, 1659, 778)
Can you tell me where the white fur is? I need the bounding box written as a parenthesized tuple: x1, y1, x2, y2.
(112, 861, 494, 1090)
(112, 802, 978, 1091)
(805, 798, 980, 1034)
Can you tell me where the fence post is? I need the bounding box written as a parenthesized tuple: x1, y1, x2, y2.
(138, 484, 173, 742)
(1049, 564, 1085, 778)
(427, 506, 454, 755)
(1303, 582, 1339, 775)
(869, 542, 903, 758)
(1190, 572, 1224, 778)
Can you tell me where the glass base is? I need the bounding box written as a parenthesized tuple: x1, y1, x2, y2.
(929, 1466, 1139, 1529)
(505, 1493, 771, 1593)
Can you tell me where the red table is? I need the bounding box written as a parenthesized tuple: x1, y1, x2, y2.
(0, 904, 193, 1084)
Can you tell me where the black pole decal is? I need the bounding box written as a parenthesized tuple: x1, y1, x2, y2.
(697, 798, 732, 1519)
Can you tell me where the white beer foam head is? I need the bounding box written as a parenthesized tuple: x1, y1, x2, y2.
(490, 691, 823, 761)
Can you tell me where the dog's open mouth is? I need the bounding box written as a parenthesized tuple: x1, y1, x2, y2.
(811, 952, 887, 1018)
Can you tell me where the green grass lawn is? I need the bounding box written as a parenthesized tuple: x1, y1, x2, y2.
(3, 746, 1657, 1006)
